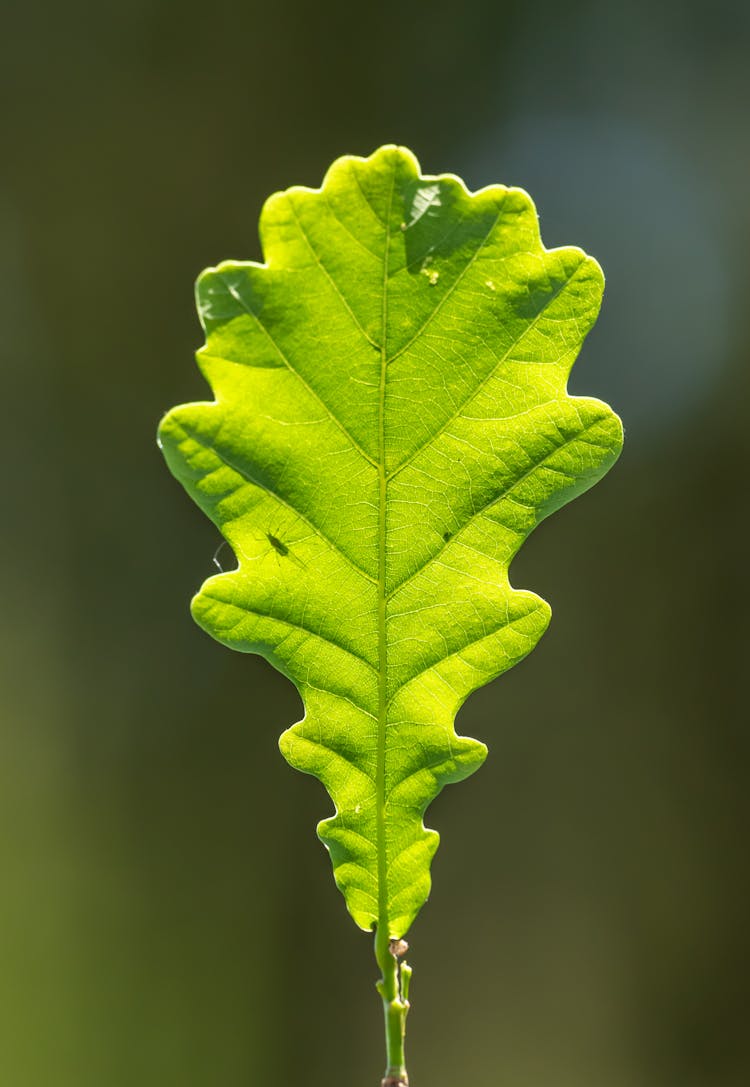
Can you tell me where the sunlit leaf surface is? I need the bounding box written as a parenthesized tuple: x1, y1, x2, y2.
(159, 146, 623, 937)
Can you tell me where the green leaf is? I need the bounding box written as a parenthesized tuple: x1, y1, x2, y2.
(159, 145, 623, 939)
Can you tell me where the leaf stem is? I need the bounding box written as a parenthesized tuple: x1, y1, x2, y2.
(375, 929, 410, 1086)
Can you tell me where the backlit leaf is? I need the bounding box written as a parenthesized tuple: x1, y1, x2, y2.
(159, 145, 623, 938)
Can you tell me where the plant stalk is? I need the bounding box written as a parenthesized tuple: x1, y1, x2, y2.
(375, 926, 411, 1086)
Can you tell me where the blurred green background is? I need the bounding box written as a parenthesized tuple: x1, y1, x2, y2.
(1, 1, 748, 1084)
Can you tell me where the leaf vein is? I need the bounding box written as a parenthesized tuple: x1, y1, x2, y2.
(205, 591, 378, 676)
(386, 412, 605, 600)
(180, 420, 377, 586)
(385, 202, 507, 365)
(286, 194, 381, 350)
(218, 272, 378, 469)
(386, 260, 588, 480)
(387, 605, 546, 703)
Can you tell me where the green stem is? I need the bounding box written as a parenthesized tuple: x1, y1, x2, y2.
(375, 927, 410, 1085)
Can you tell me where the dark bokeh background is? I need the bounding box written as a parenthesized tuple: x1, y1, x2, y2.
(2, 2, 748, 1084)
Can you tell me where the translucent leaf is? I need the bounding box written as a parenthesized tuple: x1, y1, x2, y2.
(159, 145, 623, 938)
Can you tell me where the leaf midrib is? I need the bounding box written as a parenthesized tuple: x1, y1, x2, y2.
(375, 168, 395, 936)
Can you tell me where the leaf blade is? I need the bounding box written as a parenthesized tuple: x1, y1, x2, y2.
(159, 144, 623, 937)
